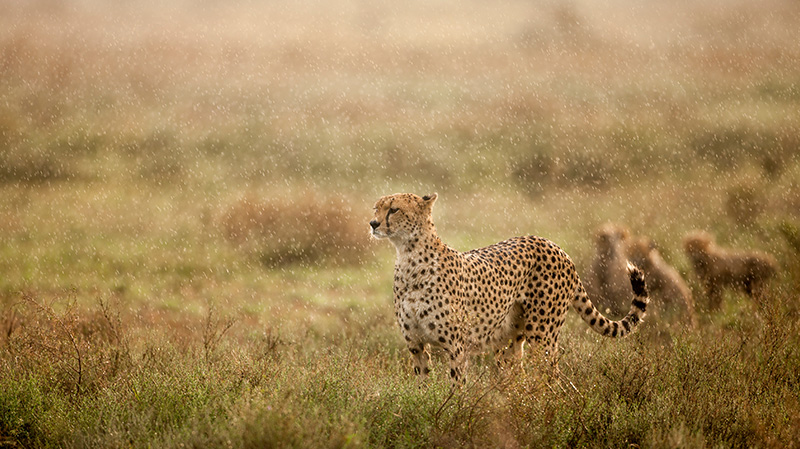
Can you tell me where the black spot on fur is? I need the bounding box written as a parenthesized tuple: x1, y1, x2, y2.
(632, 299, 648, 312)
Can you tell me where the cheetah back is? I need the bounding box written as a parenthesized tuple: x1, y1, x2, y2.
(458, 236, 578, 354)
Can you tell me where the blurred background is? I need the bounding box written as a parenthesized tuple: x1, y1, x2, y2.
(1, 0, 799, 332)
(2, 1, 800, 446)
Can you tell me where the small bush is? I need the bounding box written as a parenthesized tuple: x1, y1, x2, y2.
(220, 191, 370, 266)
(690, 125, 798, 176)
(725, 183, 765, 227)
(513, 147, 623, 196)
(4, 294, 132, 397)
(512, 151, 555, 197)
(0, 145, 78, 184)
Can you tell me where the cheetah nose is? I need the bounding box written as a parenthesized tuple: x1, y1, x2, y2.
(369, 220, 380, 230)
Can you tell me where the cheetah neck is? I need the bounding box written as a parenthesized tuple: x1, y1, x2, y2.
(393, 230, 450, 268)
(392, 231, 453, 311)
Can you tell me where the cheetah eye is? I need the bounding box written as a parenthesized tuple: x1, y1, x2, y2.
(388, 207, 399, 215)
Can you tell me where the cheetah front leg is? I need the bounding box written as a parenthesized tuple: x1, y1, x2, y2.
(704, 281, 723, 311)
(408, 342, 431, 379)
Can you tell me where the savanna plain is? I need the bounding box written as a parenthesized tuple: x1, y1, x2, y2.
(2, 0, 800, 447)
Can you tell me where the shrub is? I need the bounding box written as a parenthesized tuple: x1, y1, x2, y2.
(219, 191, 371, 267)
(4, 294, 132, 397)
(512, 151, 555, 197)
(0, 145, 78, 184)
(725, 183, 765, 227)
(512, 147, 623, 196)
(690, 124, 798, 176)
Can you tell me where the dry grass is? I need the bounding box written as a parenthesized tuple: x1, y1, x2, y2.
(3, 286, 800, 448)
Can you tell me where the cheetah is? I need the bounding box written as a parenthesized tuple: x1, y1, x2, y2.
(683, 231, 777, 310)
(626, 236, 698, 328)
(584, 224, 633, 317)
(370, 193, 649, 383)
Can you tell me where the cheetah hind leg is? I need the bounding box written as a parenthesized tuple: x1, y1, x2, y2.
(495, 335, 525, 371)
(495, 303, 527, 371)
(526, 335, 561, 380)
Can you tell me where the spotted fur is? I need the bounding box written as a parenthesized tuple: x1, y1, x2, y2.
(370, 193, 649, 383)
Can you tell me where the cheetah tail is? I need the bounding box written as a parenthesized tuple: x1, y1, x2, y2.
(572, 262, 650, 338)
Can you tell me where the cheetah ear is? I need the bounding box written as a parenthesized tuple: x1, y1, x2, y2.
(421, 193, 437, 210)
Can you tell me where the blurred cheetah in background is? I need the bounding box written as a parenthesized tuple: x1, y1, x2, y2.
(627, 236, 698, 328)
(370, 193, 649, 383)
(683, 231, 777, 310)
(584, 224, 633, 317)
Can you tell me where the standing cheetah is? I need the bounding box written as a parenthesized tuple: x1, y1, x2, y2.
(370, 193, 649, 383)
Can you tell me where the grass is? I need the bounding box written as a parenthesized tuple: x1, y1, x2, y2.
(1, 0, 800, 447)
(3, 291, 799, 448)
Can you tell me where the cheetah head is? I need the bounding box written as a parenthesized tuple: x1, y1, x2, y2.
(626, 236, 656, 268)
(596, 223, 630, 251)
(370, 193, 437, 242)
(683, 231, 713, 259)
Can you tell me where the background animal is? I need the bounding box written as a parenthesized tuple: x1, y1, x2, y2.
(683, 231, 778, 310)
(584, 224, 634, 317)
(627, 236, 698, 328)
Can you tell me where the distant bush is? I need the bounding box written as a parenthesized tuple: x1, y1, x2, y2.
(0, 111, 99, 184)
(0, 146, 79, 183)
(725, 183, 765, 227)
(512, 148, 622, 196)
(219, 191, 370, 266)
(117, 129, 187, 184)
(691, 124, 798, 176)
